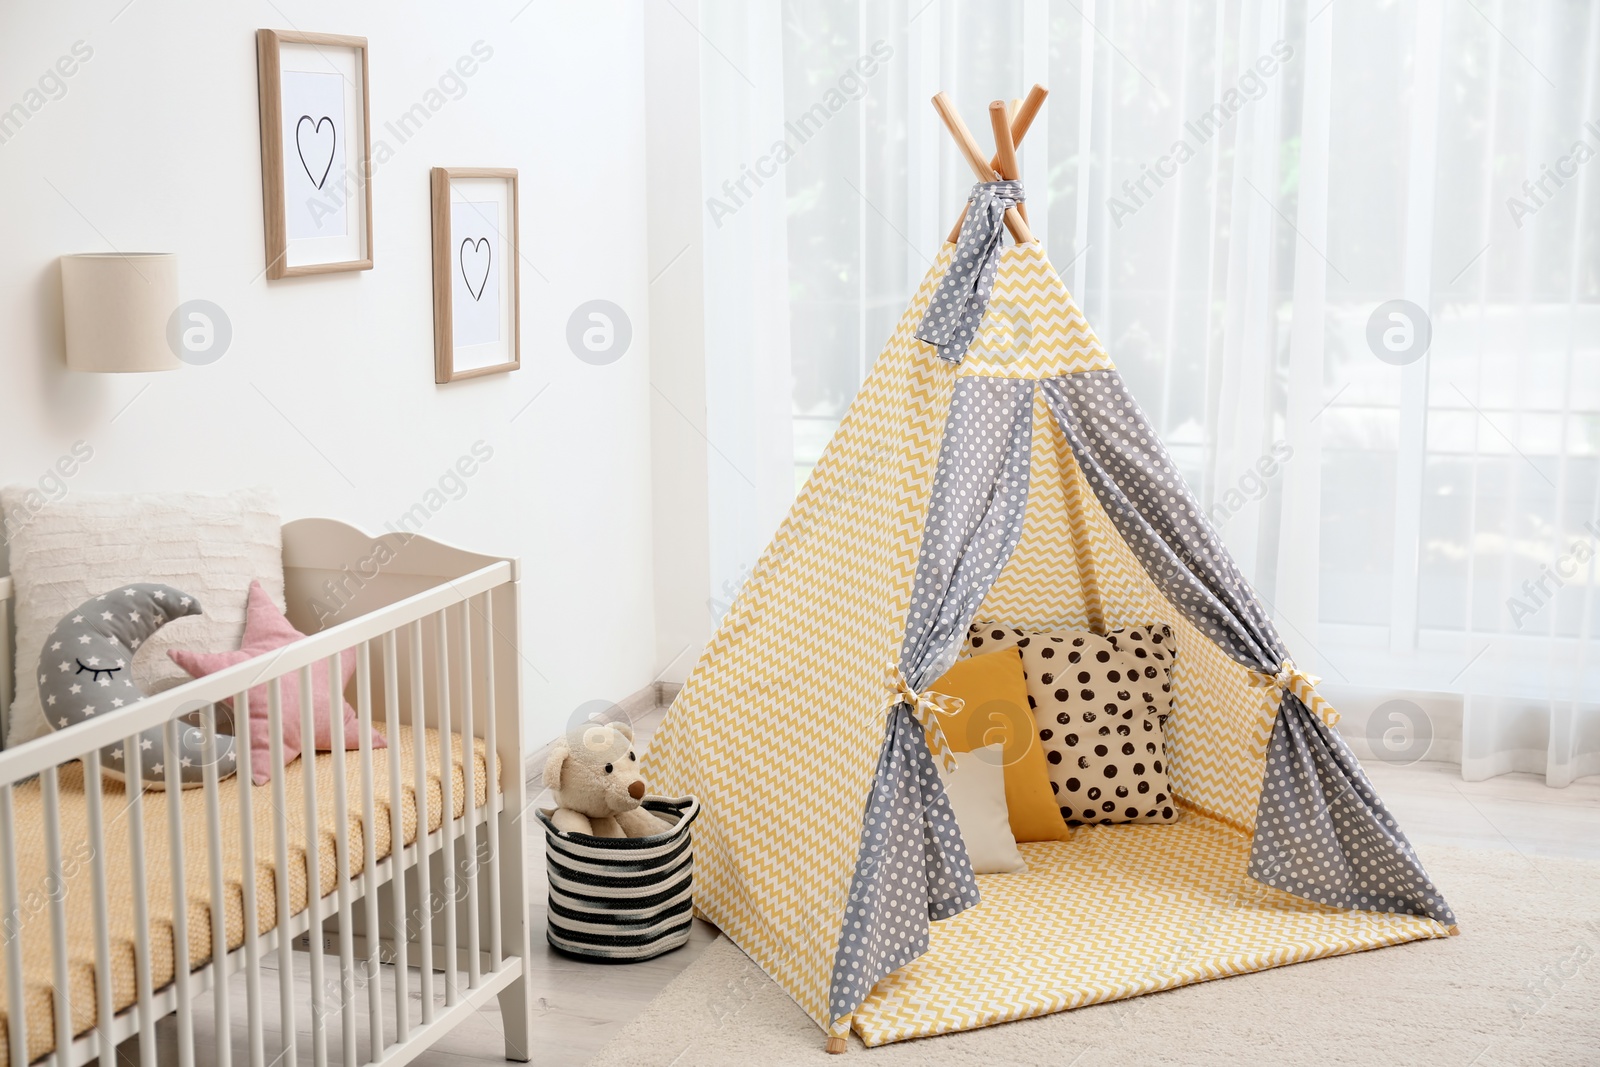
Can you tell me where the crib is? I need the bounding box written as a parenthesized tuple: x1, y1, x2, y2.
(0, 518, 534, 1065)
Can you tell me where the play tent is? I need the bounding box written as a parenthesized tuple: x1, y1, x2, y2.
(642, 88, 1455, 1051)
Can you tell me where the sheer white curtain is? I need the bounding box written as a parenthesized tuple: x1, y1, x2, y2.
(696, 0, 1600, 784)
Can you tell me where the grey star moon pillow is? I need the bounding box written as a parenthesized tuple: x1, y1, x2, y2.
(36, 584, 238, 789)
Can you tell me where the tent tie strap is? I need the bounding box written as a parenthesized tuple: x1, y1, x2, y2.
(886, 667, 963, 774)
(913, 179, 1026, 365)
(1248, 660, 1340, 735)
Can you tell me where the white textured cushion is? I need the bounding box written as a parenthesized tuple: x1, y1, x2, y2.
(2, 488, 283, 748)
(940, 745, 1027, 875)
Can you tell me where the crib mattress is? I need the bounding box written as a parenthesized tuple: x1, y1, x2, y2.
(852, 811, 1451, 1046)
(0, 729, 500, 1066)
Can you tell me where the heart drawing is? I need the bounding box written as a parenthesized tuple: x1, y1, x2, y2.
(459, 237, 492, 301)
(295, 115, 337, 190)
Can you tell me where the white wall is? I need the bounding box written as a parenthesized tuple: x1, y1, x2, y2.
(0, 1, 658, 748)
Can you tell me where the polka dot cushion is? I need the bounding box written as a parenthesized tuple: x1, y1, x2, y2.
(968, 622, 1179, 825)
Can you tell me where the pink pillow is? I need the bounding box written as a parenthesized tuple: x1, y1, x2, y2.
(170, 580, 385, 784)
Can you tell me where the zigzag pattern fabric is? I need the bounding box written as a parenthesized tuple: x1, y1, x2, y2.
(850, 820, 1445, 1045)
(644, 240, 1455, 1047)
(641, 246, 965, 1031)
(957, 243, 1115, 378)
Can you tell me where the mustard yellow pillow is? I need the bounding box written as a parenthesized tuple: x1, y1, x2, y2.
(929, 648, 1072, 843)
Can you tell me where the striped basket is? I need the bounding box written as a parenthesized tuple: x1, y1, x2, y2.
(537, 795, 701, 963)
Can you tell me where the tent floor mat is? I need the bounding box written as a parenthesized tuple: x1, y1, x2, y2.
(852, 810, 1450, 1046)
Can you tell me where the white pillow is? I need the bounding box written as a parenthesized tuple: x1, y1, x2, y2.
(941, 744, 1027, 874)
(2, 487, 283, 748)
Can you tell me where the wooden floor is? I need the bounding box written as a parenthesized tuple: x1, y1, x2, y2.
(156, 701, 1599, 1065)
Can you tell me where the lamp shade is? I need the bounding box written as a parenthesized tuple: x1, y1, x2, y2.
(60, 252, 181, 372)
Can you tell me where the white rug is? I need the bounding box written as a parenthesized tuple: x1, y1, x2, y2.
(589, 846, 1600, 1066)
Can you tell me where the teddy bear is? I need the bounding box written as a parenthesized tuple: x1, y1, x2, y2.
(543, 721, 670, 838)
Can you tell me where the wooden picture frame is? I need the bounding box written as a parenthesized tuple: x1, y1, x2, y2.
(256, 29, 373, 279)
(430, 167, 521, 383)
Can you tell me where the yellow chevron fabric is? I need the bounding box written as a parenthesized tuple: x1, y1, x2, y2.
(958, 243, 1116, 379)
(851, 814, 1449, 1046)
(646, 239, 1427, 1046)
(642, 243, 964, 1029)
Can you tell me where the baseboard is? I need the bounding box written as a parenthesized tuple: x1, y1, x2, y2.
(523, 680, 680, 790)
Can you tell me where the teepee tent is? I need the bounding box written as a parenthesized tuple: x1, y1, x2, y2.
(642, 88, 1455, 1051)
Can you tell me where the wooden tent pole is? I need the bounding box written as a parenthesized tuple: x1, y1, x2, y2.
(1009, 85, 1049, 148)
(932, 92, 998, 179)
(1007, 97, 1030, 225)
(931, 92, 1034, 244)
(945, 84, 1048, 241)
(989, 102, 1022, 182)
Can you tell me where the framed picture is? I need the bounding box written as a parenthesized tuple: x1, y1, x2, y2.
(256, 29, 373, 279)
(430, 167, 521, 383)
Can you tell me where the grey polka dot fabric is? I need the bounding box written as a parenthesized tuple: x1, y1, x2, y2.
(827, 377, 1035, 1024)
(1042, 370, 1453, 927)
(35, 584, 237, 789)
(900, 377, 1035, 686)
(826, 706, 978, 1022)
(1042, 372, 1276, 670)
(1252, 693, 1456, 926)
(914, 180, 1025, 365)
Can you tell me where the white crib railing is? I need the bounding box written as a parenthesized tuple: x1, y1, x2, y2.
(0, 525, 533, 1066)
